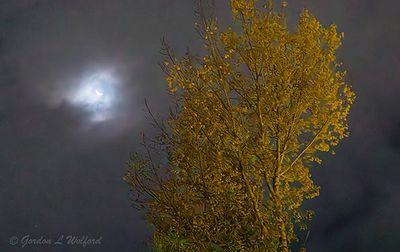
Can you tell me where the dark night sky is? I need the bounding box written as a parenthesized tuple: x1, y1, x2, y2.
(1, 0, 399, 251)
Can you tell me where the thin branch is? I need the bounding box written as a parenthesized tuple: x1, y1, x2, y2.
(280, 118, 330, 177)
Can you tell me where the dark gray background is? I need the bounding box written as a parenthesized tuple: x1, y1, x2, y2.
(1, 0, 399, 251)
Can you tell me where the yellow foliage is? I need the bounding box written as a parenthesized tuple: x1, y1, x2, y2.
(125, 1, 355, 251)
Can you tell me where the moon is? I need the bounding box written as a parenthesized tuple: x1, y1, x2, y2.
(95, 89, 104, 97)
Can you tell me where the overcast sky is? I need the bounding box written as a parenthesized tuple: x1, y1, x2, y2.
(1, 0, 399, 251)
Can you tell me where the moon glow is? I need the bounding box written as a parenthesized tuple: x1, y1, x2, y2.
(69, 70, 119, 122)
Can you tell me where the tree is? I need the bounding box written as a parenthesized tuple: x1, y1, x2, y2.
(124, 0, 355, 251)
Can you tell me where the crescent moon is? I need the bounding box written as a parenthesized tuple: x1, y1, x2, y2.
(95, 89, 104, 96)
